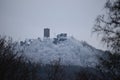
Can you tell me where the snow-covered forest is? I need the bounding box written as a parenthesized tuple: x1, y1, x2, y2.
(0, 0, 120, 80)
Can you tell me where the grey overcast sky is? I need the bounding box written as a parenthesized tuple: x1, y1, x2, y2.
(0, 0, 106, 50)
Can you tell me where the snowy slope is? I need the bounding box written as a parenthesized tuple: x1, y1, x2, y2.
(17, 36, 103, 67)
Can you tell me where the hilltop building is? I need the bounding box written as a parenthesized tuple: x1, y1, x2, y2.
(43, 28, 67, 43)
(53, 33, 67, 44)
(44, 28, 50, 38)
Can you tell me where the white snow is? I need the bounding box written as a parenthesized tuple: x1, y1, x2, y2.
(17, 36, 103, 67)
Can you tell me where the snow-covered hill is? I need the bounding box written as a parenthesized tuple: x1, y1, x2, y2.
(17, 36, 103, 67)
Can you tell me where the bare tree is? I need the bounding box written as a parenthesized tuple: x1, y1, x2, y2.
(93, 0, 120, 80)
(75, 68, 104, 80)
(30, 61, 41, 80)
(46, 58, 65, 80)
(93, 0, 120, 53)
(0, 36, 40, 80)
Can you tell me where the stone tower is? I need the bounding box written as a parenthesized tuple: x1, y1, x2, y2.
(44, 28, 50, 38)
